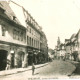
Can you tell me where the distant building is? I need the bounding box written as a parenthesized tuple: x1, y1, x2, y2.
(75, 29, 80, 61)
(59, 43, 65, 59)
(65, 39, 71, 59)
(54, 37, 61, 59)
(40, 31, 48, 62)
(65, 33, 78, 61)
(48, 48, 54, 60)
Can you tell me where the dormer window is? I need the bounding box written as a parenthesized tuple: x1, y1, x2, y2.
(13, 16, 16, 20)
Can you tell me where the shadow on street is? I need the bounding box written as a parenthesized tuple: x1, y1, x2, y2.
(72, 62, 80, 75)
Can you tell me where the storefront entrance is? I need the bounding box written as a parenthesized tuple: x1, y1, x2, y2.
(28, 52, 33, 65)
(0, 50, 8, 70)
(17, 51, 25, 68)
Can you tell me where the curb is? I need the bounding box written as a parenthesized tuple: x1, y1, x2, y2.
(0, 63, 48, 77)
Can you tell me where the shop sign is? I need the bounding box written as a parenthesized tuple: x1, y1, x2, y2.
(27, 48, 32, 52)
(10, 50, 14, 53)
(18, 47, 25, 52)
(0, 44, 10, 50)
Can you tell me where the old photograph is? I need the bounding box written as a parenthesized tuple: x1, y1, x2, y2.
(0, 0, 80, 79)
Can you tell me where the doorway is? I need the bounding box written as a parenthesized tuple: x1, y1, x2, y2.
(0, 50, 8, 70)
(17, 51, 25, 68)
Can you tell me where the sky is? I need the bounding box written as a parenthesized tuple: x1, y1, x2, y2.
(9, 0, 80, 49)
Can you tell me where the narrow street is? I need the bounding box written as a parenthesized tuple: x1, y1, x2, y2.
(0, 60, 77, 80)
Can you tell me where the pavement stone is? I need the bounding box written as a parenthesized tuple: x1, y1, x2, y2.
(36, 60, 76, 76)
(0, 63, 48, 76)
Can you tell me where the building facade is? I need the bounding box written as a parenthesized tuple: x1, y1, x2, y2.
(65, 39, 71, 59)
(0, 1, 48, 71)
(9, 1, 48, 65)
(22, 8, 43, 65)
(65, 33, 79, 61)
(0, 2, 27, 70)
(54, 37, 61, 59)
(40, 31, 48, 62)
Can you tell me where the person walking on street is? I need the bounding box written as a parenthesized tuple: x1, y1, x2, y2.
(32, 63, 35, 75)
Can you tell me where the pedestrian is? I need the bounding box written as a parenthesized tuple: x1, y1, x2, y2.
(32, 63, 35, 75)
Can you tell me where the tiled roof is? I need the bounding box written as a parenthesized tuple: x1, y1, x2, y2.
(0, 1, 21, 24)
(70, 33, 76, 39)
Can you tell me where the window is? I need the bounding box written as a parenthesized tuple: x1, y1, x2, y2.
(16, 30, 18, 40)
(13, 16, 16, 20)
(21, 32, 23, 41)
(38, 41, 39, 48)
(18, 31, 20, 40)
(32, 38, 33, 47)
(31, 38, 32, 46)
(30, 28, 31, 33)
(27, 26, 29, 32)
(27, 36, 29, 45)
(2, 26, 6, 36)
(24, 34, 26, 43)
(32, 29, 33, 35)
(22, 54, 24, 61)
(30, 37, 31, 46)
(13, 29, 16, 39)
(34, 40, 35, 47)
(36, 40, 37, 48)
(28, 37, 30, 46)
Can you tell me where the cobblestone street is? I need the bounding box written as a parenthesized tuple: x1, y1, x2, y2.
(36, 60, 76, 77)
(0, 60, 77, 80)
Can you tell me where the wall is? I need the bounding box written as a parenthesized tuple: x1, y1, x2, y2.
(27, 24, 40, 49)
(0, 19, 26, 46)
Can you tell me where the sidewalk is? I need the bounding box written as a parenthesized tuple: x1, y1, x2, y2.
(0, 63, 48, 76)
(66, 60, 79, 67)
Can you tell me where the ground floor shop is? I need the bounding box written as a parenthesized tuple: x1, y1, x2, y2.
(0, 42, 48, 71)
(0, 42, 27, 71)
(27, 47, 47, 65)
(27, 47, 39, 65)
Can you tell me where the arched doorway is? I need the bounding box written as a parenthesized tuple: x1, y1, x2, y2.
(17, 51, 25, 68)
(0, 50, 8, 70)
(27, 52, 33, 65)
